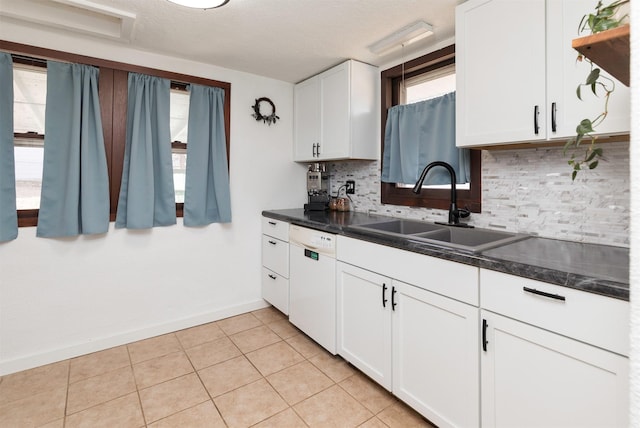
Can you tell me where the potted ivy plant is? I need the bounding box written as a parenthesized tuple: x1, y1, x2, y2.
(565, 0, 629, 180)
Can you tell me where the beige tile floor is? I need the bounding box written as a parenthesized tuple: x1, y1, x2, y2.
(0, 307, 436, 428)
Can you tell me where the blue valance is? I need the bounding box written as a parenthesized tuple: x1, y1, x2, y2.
(381, 92, 470, 185)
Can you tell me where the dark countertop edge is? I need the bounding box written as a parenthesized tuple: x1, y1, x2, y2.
(262, 210, 629, 302)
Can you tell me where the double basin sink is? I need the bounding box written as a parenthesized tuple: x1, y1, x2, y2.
(349, 218, 530, 253)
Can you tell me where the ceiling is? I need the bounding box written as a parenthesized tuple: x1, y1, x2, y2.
(0, 0, 462, 83)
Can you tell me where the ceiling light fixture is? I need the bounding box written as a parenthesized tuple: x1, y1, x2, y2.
(368, 21, 434, 56)
(166, 0, 230, 9)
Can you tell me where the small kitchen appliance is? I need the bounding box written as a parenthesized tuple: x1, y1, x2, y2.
(304, 163, 330, 211)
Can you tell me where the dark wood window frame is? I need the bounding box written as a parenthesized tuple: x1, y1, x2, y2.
(1, 40, 231, 227)
(380, 45, 481, 213)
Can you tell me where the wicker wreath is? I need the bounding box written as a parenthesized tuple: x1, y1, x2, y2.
(251, 97, 280, 125)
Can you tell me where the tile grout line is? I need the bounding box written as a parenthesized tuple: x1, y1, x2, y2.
(241, 311, 314, 427)
(127, 341, 150, 428)
(178, 322, 231, 427)
(62, 359, 71, 428)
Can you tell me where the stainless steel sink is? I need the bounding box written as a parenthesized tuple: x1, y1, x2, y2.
(355, 219, 445, 235)
(351, 219, 529, 253)
(411, 227, 530, 252)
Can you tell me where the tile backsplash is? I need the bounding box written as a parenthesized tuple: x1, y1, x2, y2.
(328, 141, 630, 247)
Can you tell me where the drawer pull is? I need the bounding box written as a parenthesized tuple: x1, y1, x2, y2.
(268, 274, 277, 280)
(268, 240, 277, 245)
(523, 286, 566, 301)
(268, 221, 277, 226)
(482, 319, 488, 352)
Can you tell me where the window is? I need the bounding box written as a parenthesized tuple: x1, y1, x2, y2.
(380, 45, 481, 212)
(13, 63, 46, 211)
(395, 63, 470, 191)
(170, 85, 189, 203)
(404, 63, 456, 105)
(1, 40, 231, 227)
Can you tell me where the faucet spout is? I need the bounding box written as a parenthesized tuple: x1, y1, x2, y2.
(412, 161, 472, 227)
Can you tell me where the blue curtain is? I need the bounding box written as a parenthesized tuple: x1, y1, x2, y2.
(115, 73, 175, 229)
(0, 52, 17, 242)
(381, 92, 470, 185)
(184, 84, 231, 226)
(37, 61, 109, 238)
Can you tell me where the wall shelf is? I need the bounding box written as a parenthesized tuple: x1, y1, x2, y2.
(468, 133, 629, 151)
(572, 24, 630, 86)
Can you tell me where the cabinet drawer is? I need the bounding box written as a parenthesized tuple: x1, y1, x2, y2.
(337, 236, 479, 306)
(262, 235, 289, 277)
(480, 269, 629, 356)
(262, 267, 289, 315)
(262, 217, 289, 241)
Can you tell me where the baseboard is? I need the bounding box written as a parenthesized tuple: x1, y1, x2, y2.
(0, 299, 270, 376)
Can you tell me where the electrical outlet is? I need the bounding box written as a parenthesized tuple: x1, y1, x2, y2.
(346, 180, 355, 194)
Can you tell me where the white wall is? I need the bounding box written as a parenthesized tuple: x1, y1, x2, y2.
(0, 22, 308, 375)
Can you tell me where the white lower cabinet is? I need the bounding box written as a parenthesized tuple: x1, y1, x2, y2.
(481, 310, 629, 428)
(480, 269, 629, 428)
(392, 281, 479, 428)
(337, 263, 392, 389)
(336, 250, 480, 428)
(261, 217, 290, 314)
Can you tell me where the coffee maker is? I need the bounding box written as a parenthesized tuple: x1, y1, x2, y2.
(304, 163, 330, 211)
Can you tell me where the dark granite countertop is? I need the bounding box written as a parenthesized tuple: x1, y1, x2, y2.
(263, 208, 629, 301)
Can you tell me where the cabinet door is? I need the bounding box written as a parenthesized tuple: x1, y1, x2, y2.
(456, 0, 547, 147)
(293, 76, 320, 161)
(481, 311, 629, 428)
(546, 0, 630, 139)
(318, 62, 350, 160)
(337, 262, 392, 390)
(392, 281, 479, 428)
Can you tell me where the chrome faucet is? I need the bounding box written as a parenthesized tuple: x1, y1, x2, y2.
(412, 161, 473, 228)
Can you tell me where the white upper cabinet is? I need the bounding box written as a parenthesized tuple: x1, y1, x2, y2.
(293, 60, 378, 161)
(546, 0, 630, 139)
(456, 0, 630, 148)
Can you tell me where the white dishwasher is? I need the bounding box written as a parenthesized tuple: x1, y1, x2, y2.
(289, 224, 337, 354)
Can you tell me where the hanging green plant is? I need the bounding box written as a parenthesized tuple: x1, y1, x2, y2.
(564, 0, 628, 180)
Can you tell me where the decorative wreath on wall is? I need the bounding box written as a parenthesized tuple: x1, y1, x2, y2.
(251, 97, 280, 126)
